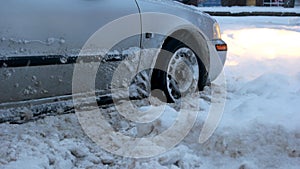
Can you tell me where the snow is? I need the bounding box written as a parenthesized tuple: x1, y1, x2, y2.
(1, 16, 300, 168)
(219, 16, 300, 131)
(197, 6, 300, 13)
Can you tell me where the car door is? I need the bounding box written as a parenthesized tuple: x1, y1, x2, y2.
(0, 0, 141, 106)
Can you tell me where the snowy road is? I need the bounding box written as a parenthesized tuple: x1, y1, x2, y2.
(1, 16, 300, 169)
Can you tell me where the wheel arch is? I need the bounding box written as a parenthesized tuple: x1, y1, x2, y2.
(161, 28, 210, 73)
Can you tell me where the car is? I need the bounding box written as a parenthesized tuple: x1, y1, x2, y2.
(0, 0, 227, 109)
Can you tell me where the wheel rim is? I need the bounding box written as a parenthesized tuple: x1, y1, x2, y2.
(166, 47, 199, 101)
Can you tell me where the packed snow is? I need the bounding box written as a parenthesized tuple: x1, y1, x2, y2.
(1, 16, 300, 169)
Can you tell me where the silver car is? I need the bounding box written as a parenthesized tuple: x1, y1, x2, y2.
(0, 0, 227, 108)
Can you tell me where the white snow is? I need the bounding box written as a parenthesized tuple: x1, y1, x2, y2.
(197, 6, 300, 13)
(1, 16, 300, 168)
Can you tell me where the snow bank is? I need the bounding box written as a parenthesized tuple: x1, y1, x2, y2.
(198, 6, 300, 14)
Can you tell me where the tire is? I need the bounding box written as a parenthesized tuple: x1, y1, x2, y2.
(151, 38, 208, 103)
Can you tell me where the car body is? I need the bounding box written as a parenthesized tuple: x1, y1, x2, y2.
(0, 0, 226, 108)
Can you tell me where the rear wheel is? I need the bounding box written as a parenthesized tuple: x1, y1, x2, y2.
(151, 38, 207, 102)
